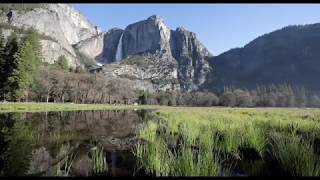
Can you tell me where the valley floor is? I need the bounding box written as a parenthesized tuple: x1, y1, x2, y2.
(0, 102, 161, 112)
(0, 102, 318, 113)
(1, 103, 320, 176)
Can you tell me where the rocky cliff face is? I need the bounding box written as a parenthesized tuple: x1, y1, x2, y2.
(0, 4, 213, 92)
(82, 16, 174, 64)
(0, 4, 100, 67)
(171, 27, 212, 90)
(76, 15, 212, 91)
(74, 32, 105, 62)
(101, 28, 124, 63)
(122, 15, 173, 60)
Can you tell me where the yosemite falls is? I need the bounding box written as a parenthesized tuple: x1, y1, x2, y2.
(115, 33, 124, 62)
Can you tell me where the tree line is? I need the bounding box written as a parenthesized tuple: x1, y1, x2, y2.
(137, 84, 320, 108)
(217, 84, 320, 107)
(1, 29, 320, 107)
(31, 64, 136, 104)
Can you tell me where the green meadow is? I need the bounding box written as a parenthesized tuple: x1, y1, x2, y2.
(0, 103, 320, 176)
(0, 103, 160, 112)
(134, 107, 320, 176)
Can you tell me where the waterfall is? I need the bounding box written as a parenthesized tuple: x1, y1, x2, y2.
(115, 33, 123, 62)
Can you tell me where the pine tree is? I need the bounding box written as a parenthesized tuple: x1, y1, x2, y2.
(10, 29, 42, 101)
(0, 29, 6, 100)
(23, 28, 42, 79)
(139, 90, 149, 105)
(55, 55, 69, 71)
(10, 40, 31, 100)
(4, 32, 19, 100)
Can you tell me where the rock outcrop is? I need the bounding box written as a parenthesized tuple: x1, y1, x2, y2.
(0, 4, 213, 92)
(76, 15, 212, 91)
(74, 32, 106, 62)
(171, 27, 212, 90)
(102, 55, 180, 92)
(0, 4, 100, 67)
(121, 15, 173, 60)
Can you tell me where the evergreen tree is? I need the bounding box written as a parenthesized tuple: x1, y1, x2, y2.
(23, 28, 42, 78)
(54, 55, 69, 71)
(4, 32, 19, 100)
(139, 90, 149, 105)
(168, 91, 177, 106)
(9, 29, 42, 101)
(10, 40, 31, 100)
(0, 30, 6, 100)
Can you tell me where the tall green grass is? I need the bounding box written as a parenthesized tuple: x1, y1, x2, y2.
(55, 152, 77, 176)
(90, 146, 108, 175)
(134, 107, 320, 176)
(270, 133, 320, 176)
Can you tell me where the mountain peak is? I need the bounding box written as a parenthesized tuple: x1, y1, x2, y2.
(176, 26, 186, 31)
(176, 26, 196, 37)
(147, 15, 162, 21)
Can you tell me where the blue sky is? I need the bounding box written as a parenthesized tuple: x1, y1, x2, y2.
(72, 4, 320, 55)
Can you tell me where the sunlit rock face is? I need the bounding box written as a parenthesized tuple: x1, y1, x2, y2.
(121, 15, 173, 60)
(170, 27, 212, 91)
(0, 4, 100, 67)
(74, 32, 106, 62)
(76, 15, 212, 91)
(0, 4, 213, 91)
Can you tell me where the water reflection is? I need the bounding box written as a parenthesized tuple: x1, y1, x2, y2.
(0, 109, 297, 177)
(0, 110, 151, 176)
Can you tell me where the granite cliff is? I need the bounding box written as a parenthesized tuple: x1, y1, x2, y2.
(0, 3, 100, 68)
(0, 4, 213, 92)
(75, 15, 212, 91)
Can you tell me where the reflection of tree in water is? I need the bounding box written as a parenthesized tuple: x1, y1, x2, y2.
(6, 10, 13, 24)
(136, 109, 153, 122)
(0, 113, 17, 175)
(1, 113, 34, 176)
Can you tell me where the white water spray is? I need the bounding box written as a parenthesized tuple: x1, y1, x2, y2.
(115, 33, 123, 62)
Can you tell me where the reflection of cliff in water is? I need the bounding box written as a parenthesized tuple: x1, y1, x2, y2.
(27, 110, 150, 139)
(0, 110, 152, 176)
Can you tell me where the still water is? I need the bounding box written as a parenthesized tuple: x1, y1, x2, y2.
(0, 110, 151, 176)
(0, 109, 302, 176)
